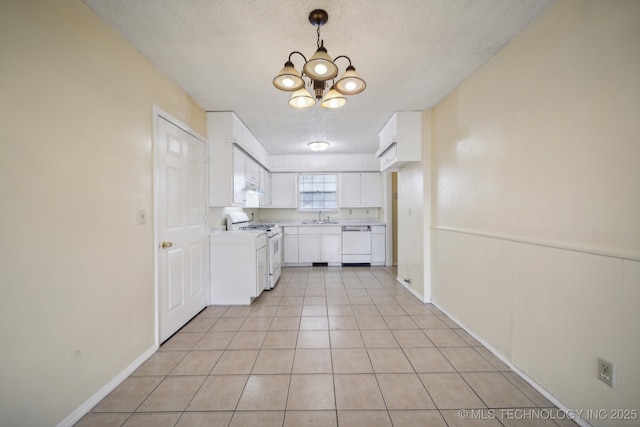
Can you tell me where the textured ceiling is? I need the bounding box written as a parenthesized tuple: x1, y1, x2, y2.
(82, 0, 554, 155)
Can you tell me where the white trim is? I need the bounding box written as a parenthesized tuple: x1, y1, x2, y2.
(433, 225, 639, 262)
(153, 106, 207, 142)
(396, 276, 430, 303)
(152, 106, 209, 345)
(430, 301, 592, 427)
(56, 345, 157, 427)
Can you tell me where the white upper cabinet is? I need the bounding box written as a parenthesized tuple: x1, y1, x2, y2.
(376, 111, 422, 171)
(245, 155, 260, 184)
(340, 172, 381, 207)
(208, 111, 389, 208)
(259, 166, 271, 207)
(208, 113, 235, 206)
(208, 112, 269, 207)
(360, 173, 381, 206)
(232, 146, 246, 205)
(271, 173, 297, 208)
(340, 173, 360, 207)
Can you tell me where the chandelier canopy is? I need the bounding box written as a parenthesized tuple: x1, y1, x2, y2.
(273, 9, 366, 109)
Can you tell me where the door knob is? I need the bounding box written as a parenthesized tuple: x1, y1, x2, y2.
(161, 241, 173, 249)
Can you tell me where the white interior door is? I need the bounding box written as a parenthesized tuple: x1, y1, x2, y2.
(157, 116, 207, 343)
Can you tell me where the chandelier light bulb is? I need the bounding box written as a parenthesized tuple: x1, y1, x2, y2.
(334, 65, 366, 95)
(314, 64, 328, 75)
(321, 86, 346, 109)
(273, 60, 305, 91)
(304, 46, 338, 80)
(289, 88, 316, 108)
(282, 77, 295, 88)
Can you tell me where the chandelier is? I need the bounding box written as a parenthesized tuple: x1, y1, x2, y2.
(273, 9, 366, 109)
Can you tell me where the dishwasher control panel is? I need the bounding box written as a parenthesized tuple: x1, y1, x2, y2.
(342, 225, 371, 232)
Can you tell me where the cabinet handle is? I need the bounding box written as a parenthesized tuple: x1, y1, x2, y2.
(161, 241, 173, 249)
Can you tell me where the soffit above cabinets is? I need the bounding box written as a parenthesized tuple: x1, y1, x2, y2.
(82, 0, 554, 155)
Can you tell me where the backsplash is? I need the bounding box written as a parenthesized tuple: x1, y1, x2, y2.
(259, 208, 380, 223)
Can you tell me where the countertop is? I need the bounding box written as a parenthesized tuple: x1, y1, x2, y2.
(209, 220, 386, 234)
(209, 227, 266, 236)
(269, 219, 386, 227)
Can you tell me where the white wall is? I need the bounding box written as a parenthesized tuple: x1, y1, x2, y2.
(430, 0, 640, 425)
(397, 161, 425, 298)
(0, 1, 206, 425)
(395, 110, 432, 300)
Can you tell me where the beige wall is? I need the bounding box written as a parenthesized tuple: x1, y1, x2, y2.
(0, 0, 205, 425)
(430, 0, 640, 424)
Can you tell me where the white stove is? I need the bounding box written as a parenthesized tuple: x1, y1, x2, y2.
(227, 212, 282, 290)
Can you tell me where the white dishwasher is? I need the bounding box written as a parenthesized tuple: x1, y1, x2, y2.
(342, 225, 372, 265)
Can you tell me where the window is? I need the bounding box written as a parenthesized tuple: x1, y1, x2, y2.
(299, 173, 337, 210)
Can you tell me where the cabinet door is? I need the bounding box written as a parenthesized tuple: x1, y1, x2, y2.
(340, 173, 361, 207)
(271, 173, 297, 208)
(256, 245, 267, 297)
(259, 167, 271, 206)
(298, 235, 321, 263)
(245, 155, 260, 183)
(360, 173, 381, 206)
(371, 233, 385, 265)
(233, 146, 246, 205)
(283, 235, 299, 264)
(321, 234, 342, 263)
(208, 112, 235, 207)
(380, 144, 397, 171)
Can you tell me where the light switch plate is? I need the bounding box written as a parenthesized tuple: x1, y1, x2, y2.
(137, 210, 147, 225)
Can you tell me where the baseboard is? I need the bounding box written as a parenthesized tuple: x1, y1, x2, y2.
(396, 276, 430, 303)
(57, 344, 158, 427)
(430, 301, 592, 427)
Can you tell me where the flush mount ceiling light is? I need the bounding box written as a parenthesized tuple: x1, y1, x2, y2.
(273, 9, 366, 109)
(308, 141, 330, 151)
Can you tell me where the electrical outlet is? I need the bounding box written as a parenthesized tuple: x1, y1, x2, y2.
(597, 357, 615, 388)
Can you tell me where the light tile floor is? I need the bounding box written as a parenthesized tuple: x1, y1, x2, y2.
(76, 267, 577, 427)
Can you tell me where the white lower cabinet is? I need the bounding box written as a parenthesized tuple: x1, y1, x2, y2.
(283, 226, 299, 264)
(283, 224, 383, 267)
(298, 235, 321, 263)
(210, 232, 267, 305)
(296, 226, 342, 266)
(371, 225, 386, 266)
(321, 233, 342, 264)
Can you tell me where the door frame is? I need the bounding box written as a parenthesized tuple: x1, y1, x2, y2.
(152, 106, 208, 347)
